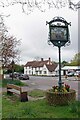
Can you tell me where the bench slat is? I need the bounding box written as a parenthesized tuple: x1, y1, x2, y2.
(7, 89, 20, 94)
(7, 84, 21, 91)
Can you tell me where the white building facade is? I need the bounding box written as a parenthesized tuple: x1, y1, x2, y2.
(24, 58, 58, 76)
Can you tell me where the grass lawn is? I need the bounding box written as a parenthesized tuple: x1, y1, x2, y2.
(0, 94, 2, 119)
(2, 79, 26, 87)
(0, 80, 2, 87)
(28, 89, 45, 98)
(2, 89, 80, 119)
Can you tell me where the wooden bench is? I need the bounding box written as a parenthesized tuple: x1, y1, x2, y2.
(7, 84, 28, 102)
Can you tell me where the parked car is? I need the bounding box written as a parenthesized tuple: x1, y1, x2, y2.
(9, 72, 21, 78)
(67, 72, 74, 77)
(19, 74, 29, 80)
(74, 71, 80, 77)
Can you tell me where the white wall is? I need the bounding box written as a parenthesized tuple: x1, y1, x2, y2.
(24, 67, 27, 74)
(42, 65, 48, 75)
(24, 64, 57, 76)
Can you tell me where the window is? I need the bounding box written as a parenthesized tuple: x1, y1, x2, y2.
(39, 71, 42, 74)
(44, 71, 47, 74)
(36, 71, 38, 75)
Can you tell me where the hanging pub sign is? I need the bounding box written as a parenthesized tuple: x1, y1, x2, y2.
(50, 26, 68, 42)
(47, 17, 71, 47)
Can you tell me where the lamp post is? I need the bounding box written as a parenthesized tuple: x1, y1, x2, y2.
(46, 17, 71, 90)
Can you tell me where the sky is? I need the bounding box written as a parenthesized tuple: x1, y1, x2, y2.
(0, 2, 78, 65)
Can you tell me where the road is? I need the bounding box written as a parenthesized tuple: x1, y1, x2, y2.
(1, 75, 80, 100)
(21, 76, 80, 100)
(22, 76, 78, 90)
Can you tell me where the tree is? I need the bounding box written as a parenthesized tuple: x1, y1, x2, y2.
(14, 64, 24, 73)
(70, 52, 80, 65)
(0, 15, 21, 68)
(6, 64, 24, 73)
(2, 35, 20, 67)
(0, 0, 79, 14)
(61, 60, 69, 66)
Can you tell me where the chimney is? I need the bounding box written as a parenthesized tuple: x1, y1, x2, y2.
(41, 58, 43, 61)
(49, 57, 51, 64)
(49, 57, 51, 61)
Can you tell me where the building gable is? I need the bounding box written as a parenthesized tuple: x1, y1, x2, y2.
(24, 58, 58, 75)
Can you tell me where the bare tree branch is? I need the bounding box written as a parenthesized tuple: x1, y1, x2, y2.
(0, 15, 21, 67)
(0, 0, 79, 14)
(68, 0, 80, 10)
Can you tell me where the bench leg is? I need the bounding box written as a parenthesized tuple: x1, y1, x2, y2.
(20, 92, 28, 102)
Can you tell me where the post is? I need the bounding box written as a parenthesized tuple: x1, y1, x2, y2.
(12, 60, 14, 80)
(47, 17, 70, 91)
(58, 46, 62, 90)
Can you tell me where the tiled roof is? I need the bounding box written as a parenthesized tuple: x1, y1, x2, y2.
(25, 58, 58, 72)
(46, 63, 58, 72)
(25, 60, 49, 68)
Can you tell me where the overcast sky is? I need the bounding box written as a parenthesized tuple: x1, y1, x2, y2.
(0, 3, 78, 65)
